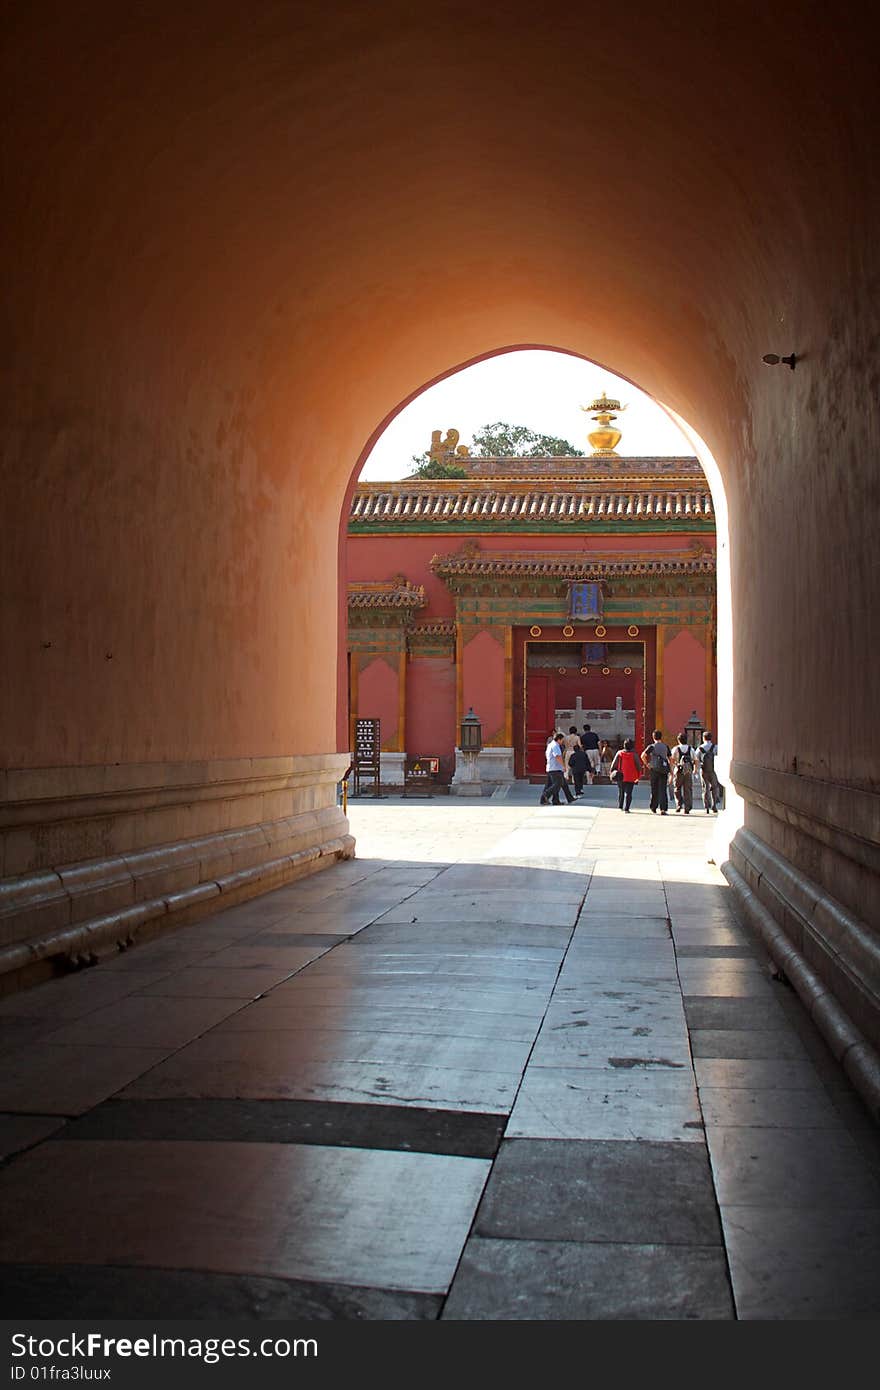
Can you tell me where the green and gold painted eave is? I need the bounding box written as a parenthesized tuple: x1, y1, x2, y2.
(348, 519, 716, 536)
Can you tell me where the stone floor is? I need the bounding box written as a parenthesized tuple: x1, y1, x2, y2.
(1, 783, 879, 1321)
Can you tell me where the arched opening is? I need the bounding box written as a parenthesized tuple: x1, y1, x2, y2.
(340, 345, 736, 834)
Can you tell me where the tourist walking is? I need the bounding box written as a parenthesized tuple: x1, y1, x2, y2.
(540, 731, 574, 805)
(580, 724, 601, 783)
(562, 726, 583, 788)
(641, 728, 671, 814)
(670, 732, 695, 813)
(696, 730, 722, 814)
(598, 739, 613, 779)
(609, 737, 641, 812)
(567, 739, 589, 797)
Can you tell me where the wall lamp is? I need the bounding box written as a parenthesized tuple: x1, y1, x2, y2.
(762, 352, 797, 370)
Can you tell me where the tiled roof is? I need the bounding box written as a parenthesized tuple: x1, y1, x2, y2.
(430, 550, 715, 579)
(347, 582, 426, 609)
(351, 484, 713, 524)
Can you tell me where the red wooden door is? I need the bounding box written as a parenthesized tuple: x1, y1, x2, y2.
(526, 670, 554, 777)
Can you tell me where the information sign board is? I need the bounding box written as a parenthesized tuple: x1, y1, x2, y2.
(353, 718, 381, 796)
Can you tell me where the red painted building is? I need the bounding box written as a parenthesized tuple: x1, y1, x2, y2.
(347, 433, 716, 788)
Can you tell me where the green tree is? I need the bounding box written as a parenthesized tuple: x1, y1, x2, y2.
(407, 456, 470, 479)
(471, 422, 585, 457)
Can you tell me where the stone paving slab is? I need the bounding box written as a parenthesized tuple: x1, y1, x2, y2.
(135, 1025, 535, 1073)
(58, 1097, 508, 1158)
(573, 919, 671, 940)
(0, 1140, 490, 1294)
(675, 944, 757, 958)
(507, 1069, 703, 1142)
(718, 1206, 880, 1320)
(132, 965, 321, 998)
(442, 1236, 734, 1320)
(475, 1138, 723, 1245)
(542, 997, 688, 1033)
(411, 882, 588, 906)
(0, 969, 176, 1019)
(374, 898, 581, 927)
(0, 1042, 170, 1115)
(0, 1114, 66, 1160)
(298, 964, 560, 991)
(35, 994, 251, 1050)
(527, 1028, 693, 1069)
(706, 1126, 880, 1208)
(698, 1085, 844, 1129)
(0, 1264, 443, 1321)
(670, 926, 751, 946)
(121, 1054, 523, 1112)
(351, 922, 573, 949)
(241, 931, 352, 949)
(213, 1002, 542, 1041)
(694, 1057, 831, 1091)
(677, 961, 774, 993)
(683, 996, 790, 1030)
(264, 980, 553, 1015)
(323, 942, 566, 965)
(0, 1017, 70, 1056)
(433, 866, 591, 895)
(691, 1030, 813, 1060)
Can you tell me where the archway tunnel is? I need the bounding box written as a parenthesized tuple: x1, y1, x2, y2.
(2, 1, 878, 1120)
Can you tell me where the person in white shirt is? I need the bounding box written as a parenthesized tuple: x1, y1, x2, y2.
(540, 731, 574, 805)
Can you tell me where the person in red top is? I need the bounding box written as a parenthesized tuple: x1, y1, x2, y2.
(610, 737, 641, 813)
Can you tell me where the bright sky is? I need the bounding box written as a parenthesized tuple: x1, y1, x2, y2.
(359, 349, 692, 481)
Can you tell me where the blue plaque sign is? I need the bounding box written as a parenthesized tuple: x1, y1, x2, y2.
(569, 582, 602, 620)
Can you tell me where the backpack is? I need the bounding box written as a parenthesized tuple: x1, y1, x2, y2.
(678, 745, 693, 769)
(649, 744, 670, 773)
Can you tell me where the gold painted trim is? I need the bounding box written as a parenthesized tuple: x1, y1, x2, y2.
(595, 625, 607, 637)
(627, 624, 640, 637)
(530, 625, 542, 637)
(562, 624, 575, 637)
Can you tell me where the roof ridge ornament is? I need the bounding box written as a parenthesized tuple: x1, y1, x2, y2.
(429, 428, 471, 464)
(581, 389, 627, 457)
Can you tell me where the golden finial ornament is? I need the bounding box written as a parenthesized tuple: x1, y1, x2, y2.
(429, 428, 470, 463)
(581, 390, 626, 456)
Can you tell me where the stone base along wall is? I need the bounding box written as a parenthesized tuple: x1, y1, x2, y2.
(0, 754, 354, 994)
(723, 761, 880, 1122)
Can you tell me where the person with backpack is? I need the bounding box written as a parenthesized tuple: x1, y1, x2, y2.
(696, 730, 722, 814)
(640, 728, 671, 814)
(609, 737, 641, 812)
(670, 732, 695, 813)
